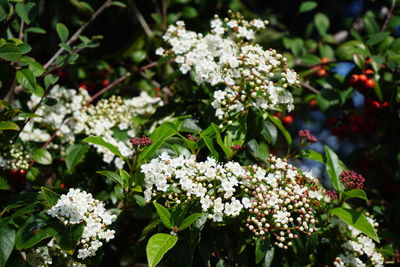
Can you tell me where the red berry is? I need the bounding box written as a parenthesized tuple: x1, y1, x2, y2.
(309, 99, 318, 110)
(371, 101, 380, 109)
(282, 115, 294, 125)
(273, 112, 281, 118)
(101, 79, 109, 87)
(317, 69, 327, 77)
(365, 79, 375, 89)
(364, 69, 374, 75)
(358, 74, 368, 83)
(381, 102, 389, 108)
(79, 83, 88, 90)
(18, 170, 27, 177)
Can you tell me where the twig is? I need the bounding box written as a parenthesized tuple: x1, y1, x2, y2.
(381, 0, 396, 32)
(18, 20, 25, 40)
(131, 0, 154, 38)
(43, 0, 112, 69)
(300, 82, 319, 94)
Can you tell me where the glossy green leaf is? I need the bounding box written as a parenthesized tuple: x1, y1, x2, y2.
(0, 223, 15, 267)
(298, 149, 324, 163)
(146, 233, 178, 267)
(324, 146, 345, 192)
(15, 2, 36, 24)
(0, 44, 23, 62)
(330, 208, 379, 242)
(0, 121, 19, 131)
(41, 187, 60, 207)
(65, 143, 89, 172)
(83, 136, 125, 159)
(268, 115, 292, 146)
(179, 213, 203, 231)
(261, 120, 277, 145)
(343, 189, 368, 201)
(33, 149, 53, 165)
(16, 69, 38, 96)
(56, 224, 84, 251)
(153, 202, 173, 229)
(255, 238, 274, 264)
(119, 170, 131, 187)
(56, 23, 69, 43)
(299, 1, 317, 13)
(97, 171, 123, 186)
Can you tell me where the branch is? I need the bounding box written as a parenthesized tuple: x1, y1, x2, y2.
(382, 0, 396, 32)
(131, 0, 154, 38)
(300, 82, 319, 94)
(43, 0, 112, 69)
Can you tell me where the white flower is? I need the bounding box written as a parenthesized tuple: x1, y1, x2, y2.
(155, 47, 165, 55)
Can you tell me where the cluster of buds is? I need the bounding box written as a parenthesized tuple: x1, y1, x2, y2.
(298, 129, 317, 144)
(0, 145, 30, 171)
(157, 12, 299, 126)
(340, 170, 365, 189)
(230, 144, 243, 150)
(129, 136, 153, 147)
(326, 190, 338, 200)
(186, 134, 199, 142)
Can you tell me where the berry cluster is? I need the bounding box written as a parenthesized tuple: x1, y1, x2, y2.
(312, 57, 329, 77)
(339, 170, 366, 189)
(349, 70, 375, 95)
(129, 136, 153, 147)
(298, 129, 317, 144)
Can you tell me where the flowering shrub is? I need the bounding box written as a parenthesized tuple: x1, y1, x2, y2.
(0, 1, 399, 266)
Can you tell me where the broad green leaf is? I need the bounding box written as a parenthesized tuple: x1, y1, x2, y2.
(298, 149, 324, 163)
(41, 187, 60, 207)
(314, 13, 330, 37)
(16, 69, 38, 95)
(0, 121, 19, 131)
(56, 224, 84, 250)
(83, 136, 125, 159)
(261, 120, 277, 145)
(65, 143, 89, 172)
(330, 208, 379, 242)
(255, 238, 274, 264)
(5, 192, 43, 210)
(211, 123, 233, 159)
(199, 132, 219, 160)
(268, 115, 292, 146)
(33, 149, 53, 165)
(324, 146, 345, 192)
(56, 23, 69, 43)
(146, 233, 178, 267)
(367, 32, 390, 46)
(153, 202, 173, 229)
(0, 44, 22, 62)
(262, 244, 275, 267)
(44, 74, 59, 89)
(343, 189, 368, 201)
(97, 170, 123, 186)
(0, 223, 15, 267)
(119, 170, 131, 187)
(299, 1, 317, 13)
(15, 214, 63, 249)
(179, 213, 204, 231)
(15, 2, 36, 24)
(0, 176, 10, 190)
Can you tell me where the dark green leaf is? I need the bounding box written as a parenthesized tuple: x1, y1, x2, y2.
(0, 223, 15, 267)
(65, 143, 89, 172)
(15, 2, 36, 24)
(56, 23, 69, 43)
(97, 171, 123, 186)
(299, 1, 317, 13)
(268, 115, 292, 146)
(56, 224, 84, 250)
(324, 146, 345, 192)
(146, 233, 178, 267)
(179, 213, 203, 231)
(343, 189, 368, 201)
(41, 187, 60, 207)
(0, 121, 19, 131)
(182, 6, 198, 18)
(261, 120, 277, 145)
(153, 202, 173, 229)
(0, 176, 10, 190)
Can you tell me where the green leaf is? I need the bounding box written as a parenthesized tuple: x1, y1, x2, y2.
(268, 115, 292, 146)
(298, 149, 324, 163)
(324, 146, 345, 192)
(16, 69, 38, 96)
(15, 214, 62, 249)
(83, 136, 126, 159)
(33, 149, 53, 165)
(119, 170, 131, 187)
(0, 121, 19, 131)
(131, 50, 147, 63)
(44, 74, 59, 89)
(15, 2, 36, 24)
(262, 244, 274, 267)
(26, 27, 46, 34)
(255, 238, 274, 264)
(41, 187, 60, 207)
(65, 143, 89, 172)
(343, 189, 368, 201)
(299, 1, 317, 13)
(56, 224, 84, 251)
(5, 192, 43, 210)
(111, 1, 127, 8)
(330, 208, 379, 242)
(0, 176, 10, 190)
(43, 97, 58, 106)
(314, 13, 330, 37)
(146, 233, 178, 267)
(97, 170, 123, 186)
(56, 23, 69, 43)
(0, 44, 22, 62)
(182, 6, 198, 18)
(367, 32, 390, 46)
(211, 123, 233, 159)
(153, 202, 173, 229)
(179, 213, 204, 231)
(316, 89, 341, 111)
(261, 120, 277, 145)
(0, 223, 15, 267)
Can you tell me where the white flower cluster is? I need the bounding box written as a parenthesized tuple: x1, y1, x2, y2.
(26, 238, 86, 267)
(330, 217, 384, 267)
(20, 85, 90, 144)
(0, 145, 30, 170)
(47, 188, 117, 259)
(71, 92, 162, 168)
(21, 85, 162, 168)
(141, 154, 324, 248)
(158, 12, 299, 125)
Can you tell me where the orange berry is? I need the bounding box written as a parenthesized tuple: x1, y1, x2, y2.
(358, 74, 368, 82)
(317, 69, 327, 77)
(282, 115, 294, 125)
(321, 57, 329, 63)
(364, 69, 374, 75)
